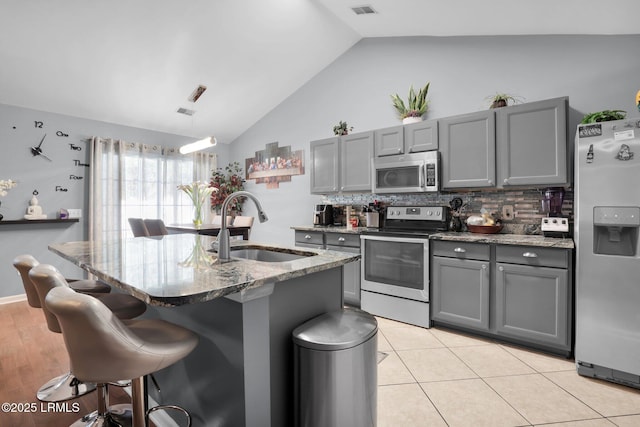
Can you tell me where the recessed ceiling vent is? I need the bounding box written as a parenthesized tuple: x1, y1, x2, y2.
(176, 107, 196, 116)
(351, 5, 377, 15)
(188, 85, 207, 103)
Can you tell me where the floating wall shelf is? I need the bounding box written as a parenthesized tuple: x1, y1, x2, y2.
(0, 218, 80, 225)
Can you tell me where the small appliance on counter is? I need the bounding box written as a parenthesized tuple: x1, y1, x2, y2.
(313, 204, 333, 226)
(540, 187, 570, 237)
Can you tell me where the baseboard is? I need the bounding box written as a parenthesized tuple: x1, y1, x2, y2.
(0, 294, 27, 305)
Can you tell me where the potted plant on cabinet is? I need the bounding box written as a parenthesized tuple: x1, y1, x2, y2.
(580, 110, 627, 124)
(391, 82, 430, 124)
(333, 121, 353, 136)
(486, 93, 524, 109)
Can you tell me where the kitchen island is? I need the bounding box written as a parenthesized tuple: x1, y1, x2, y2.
(49, 233, 359, 427)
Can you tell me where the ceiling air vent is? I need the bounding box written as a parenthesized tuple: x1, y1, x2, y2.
(176, 107, 196, 116)
(351, 5, 377, 15)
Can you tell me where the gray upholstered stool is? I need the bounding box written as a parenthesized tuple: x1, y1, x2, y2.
(46, 285, 198, 427)
(14, 254, 110, 297)
(24, 263, 147, 404)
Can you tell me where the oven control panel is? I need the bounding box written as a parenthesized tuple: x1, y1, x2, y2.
(385, 206, 446, 221)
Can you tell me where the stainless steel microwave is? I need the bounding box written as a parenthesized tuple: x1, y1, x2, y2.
(373, 151, 439, 193)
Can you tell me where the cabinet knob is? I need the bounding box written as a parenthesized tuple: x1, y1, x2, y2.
(304, 234, 311, 239)
(504, 178, 509, 184)
(488, 179, 493, 185)
(454, 247, 466, 253)
(523, 252, 538, 258)
(498, 266, 504, 272)
(482, 264, 487, 270)
(338, 237, 346, 242)
(340, 186, 344, 191)
(397, 148, 402, 153)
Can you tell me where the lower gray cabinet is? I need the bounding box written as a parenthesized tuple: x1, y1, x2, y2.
(326, 232, 361, 307)
(495, 246, 571, 351)
(431, 256, 490, 331)
(294, 229, 361, 308)
(431, 240, 573, 355)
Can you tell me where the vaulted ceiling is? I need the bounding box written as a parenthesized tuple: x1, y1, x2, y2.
(1, 0, 638, 144)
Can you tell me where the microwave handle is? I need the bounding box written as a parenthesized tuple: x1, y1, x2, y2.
(421, 163, 426, 189)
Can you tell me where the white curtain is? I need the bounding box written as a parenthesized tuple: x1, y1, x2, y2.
(89, 137, 216, 244)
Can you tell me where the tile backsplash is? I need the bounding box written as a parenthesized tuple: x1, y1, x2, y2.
(324, 188, 574, 235)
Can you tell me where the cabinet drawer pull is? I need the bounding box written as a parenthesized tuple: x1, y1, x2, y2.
(304, 234, 312, 240)
(522, 252, 538, 258)
(453, 247, 466, 253)
(338, 237, 346, 242)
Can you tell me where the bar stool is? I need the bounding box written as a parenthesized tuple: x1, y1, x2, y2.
(13, 254, 111, 299)
(25, 263, 147, 403)
(45, 284, 198, 427)
(12, 255, 110, 402)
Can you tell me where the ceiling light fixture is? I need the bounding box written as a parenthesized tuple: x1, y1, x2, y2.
(179, 136, 217, 154)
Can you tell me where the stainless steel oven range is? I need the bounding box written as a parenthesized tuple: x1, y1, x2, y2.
(360, 205, 449, 328)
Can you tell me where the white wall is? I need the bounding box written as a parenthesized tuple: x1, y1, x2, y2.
(228, 34, 640, 247)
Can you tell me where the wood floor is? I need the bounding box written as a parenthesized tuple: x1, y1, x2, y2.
(0, 299, 131, 426)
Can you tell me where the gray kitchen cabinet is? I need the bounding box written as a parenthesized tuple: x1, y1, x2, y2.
(310, 137, 339, 194)
(374, 120, 438, 157)
(325, 232, 361, 307)
(431, 240, 573, 355)
(405, 119, 438, 153)
(340, 131, 374, 192)
(294, 229, 361, 307)
(439, 110, 496, 189)
(431, 241, 491, 332)
(310, 132, 373, 194)
(294, 230, 325, 248)
(496, 97, 568, 187)
(495, 245, 571, 351)
(374, 125, 404, 157)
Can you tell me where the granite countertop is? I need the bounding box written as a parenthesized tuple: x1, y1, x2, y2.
(49, 234, 359, 307)
(430, 232, 575, 249)
(292, 225, 574, 249)
(291, 225, 370, 234)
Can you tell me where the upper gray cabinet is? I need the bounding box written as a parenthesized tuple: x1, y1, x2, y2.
(496, 97, 568, 187)
(405, 119, 438, 153)
(310, 136, 339, 194)
(440, 96, 569, 190)
(374, 119, 438, 157)
(340, 131, 374, 192)
(439, 110, 496, 189)
(310, 131, 373, 194)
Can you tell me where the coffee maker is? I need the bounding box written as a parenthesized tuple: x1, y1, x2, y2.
(314, 204, 333, 226)
(540, 187, 570, 237)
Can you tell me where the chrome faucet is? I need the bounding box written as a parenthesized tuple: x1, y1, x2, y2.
(216, 191, 268, 262)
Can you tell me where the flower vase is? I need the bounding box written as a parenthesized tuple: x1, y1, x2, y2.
(193, 206, 203, 228)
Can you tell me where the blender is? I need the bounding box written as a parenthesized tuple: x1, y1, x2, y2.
(540, 187, 570, 237)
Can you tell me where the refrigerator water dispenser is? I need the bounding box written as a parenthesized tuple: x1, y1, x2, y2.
(593, 206, 640, 256)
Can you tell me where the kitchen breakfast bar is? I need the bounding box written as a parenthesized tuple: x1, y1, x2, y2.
(48, 233, 359, 427)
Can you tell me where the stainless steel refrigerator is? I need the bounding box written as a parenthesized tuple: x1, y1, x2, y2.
(575, 118, 640, 388)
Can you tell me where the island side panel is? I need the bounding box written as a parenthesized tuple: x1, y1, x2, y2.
(143, 265, 344, 427)
(145, 296, 247, 427)
(269, 266, 344, 427)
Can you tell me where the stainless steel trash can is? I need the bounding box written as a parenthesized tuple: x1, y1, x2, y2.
(293, 307, 378, 427)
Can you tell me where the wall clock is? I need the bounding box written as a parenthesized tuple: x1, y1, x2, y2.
(30, 133, 52, 161)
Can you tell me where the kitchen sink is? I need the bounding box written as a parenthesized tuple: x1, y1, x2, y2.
(228, 247, 317, 263)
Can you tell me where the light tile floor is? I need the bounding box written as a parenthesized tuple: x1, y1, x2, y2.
(376, 317, 640, 427)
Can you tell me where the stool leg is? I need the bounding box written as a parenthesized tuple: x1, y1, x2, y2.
(131, 377, 146, 427)
(71, 383, 133, 427)
(37, 371, 96, 402)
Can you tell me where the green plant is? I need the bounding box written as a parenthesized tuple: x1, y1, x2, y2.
(486, 93, 524, 109)
(333, 121, 353, 136)
(580, 110, 627, 124)
(391, 82, 430, 119)
(210, 162, 246, 214)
